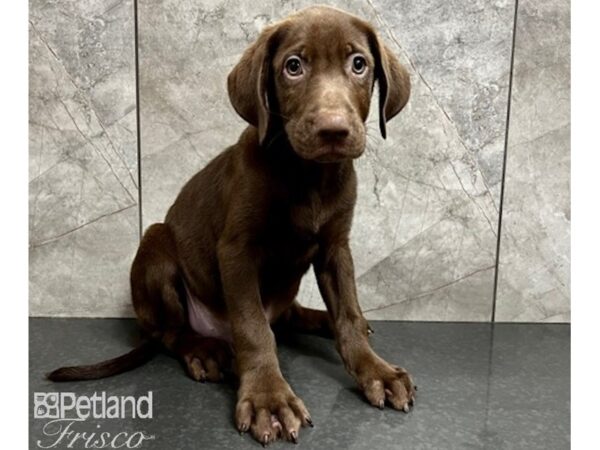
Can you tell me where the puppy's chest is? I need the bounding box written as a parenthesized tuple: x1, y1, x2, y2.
(263, 192, 334, 257)
(290, 191, 333, 235)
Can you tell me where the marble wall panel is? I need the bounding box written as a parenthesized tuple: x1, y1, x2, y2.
(139, 0, 515, 321)
(367, 0, 515, 201)
(29, 0, 569, 321)
(29, 0, 138, 317)
(495, 0, 570, 322)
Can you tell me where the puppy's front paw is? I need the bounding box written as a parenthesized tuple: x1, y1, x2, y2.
(356, 356, 416, 412)
(236, 373, 312, 445)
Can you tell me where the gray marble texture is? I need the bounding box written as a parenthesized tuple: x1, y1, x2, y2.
(29, 0, 138, 317)
(138, 0, 515, 321)
(495, 0, 570, 322)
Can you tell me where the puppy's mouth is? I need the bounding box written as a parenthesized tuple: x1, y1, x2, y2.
(286, 123, 366, 163)
(310, 143, 364, 162)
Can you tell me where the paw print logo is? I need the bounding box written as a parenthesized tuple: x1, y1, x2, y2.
(34, 392, 60, 419)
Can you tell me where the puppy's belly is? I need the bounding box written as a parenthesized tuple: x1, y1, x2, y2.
(185, 283, 233, 343)
(185, 282, 279, 343)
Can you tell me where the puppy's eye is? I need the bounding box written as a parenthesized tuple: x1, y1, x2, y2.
(284, 56, 303, 78)
(351, 55, 367, 75)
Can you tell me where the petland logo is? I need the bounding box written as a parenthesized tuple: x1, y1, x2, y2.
(33, 392, 155, 449)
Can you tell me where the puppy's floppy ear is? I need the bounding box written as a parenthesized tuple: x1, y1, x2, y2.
(227, 24, 283, 144)
(367, 30, 411, 139)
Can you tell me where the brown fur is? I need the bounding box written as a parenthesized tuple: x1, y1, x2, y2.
(48, 6, 415, 445)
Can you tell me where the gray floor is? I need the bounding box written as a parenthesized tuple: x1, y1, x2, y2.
(30, 319, 570, 449)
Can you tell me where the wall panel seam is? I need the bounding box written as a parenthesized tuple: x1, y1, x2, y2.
(491, 0, 520, 322)
(134, 0, 143, 241)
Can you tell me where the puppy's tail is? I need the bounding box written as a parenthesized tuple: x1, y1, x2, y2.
(46, 340, 158, 382)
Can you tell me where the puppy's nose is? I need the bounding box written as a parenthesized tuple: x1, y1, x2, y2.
(316, 114, 350, 141)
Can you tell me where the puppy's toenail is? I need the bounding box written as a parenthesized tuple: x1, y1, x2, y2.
(262, 433, 270, 446)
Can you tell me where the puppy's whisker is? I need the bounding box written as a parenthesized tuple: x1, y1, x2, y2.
(264, 129, 286, 149)
(268, 110, 292, 121)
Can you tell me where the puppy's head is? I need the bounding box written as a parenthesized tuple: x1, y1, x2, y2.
(228, 6, 410, 162)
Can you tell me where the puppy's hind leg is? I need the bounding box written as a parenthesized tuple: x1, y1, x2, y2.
(130, 222, 186, 340)
(274, 301, 374, 339)
(131, 223, 231, 382)
(273, 301, 335, 339)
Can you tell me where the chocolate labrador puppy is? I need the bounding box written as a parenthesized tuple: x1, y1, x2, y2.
(48, 5, 415, 445)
